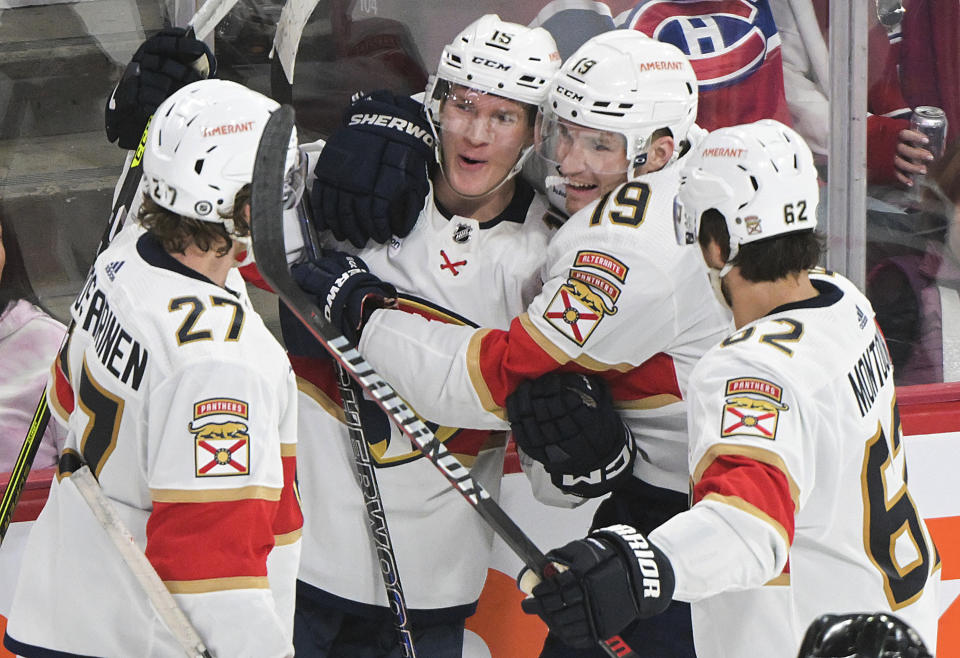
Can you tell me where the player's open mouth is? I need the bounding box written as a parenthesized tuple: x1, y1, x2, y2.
(566, 180, 597, 192)
(459, 155, 486, 167)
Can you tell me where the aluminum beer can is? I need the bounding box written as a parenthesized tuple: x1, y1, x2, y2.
(910, 106, 948, 160)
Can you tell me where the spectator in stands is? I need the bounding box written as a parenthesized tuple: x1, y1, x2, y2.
(867, 138, 960, 385)
(770, 0, 941, 189)
(0, 214, 67, 472)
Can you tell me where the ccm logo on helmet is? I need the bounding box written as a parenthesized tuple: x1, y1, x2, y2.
(471, 55, 511, 71)
(556, 85, 584, 102)
(606, 524, 663, 598)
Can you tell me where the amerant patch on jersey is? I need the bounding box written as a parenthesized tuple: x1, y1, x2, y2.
(721, 377, 789, 440)
(190, 397, 251, 477)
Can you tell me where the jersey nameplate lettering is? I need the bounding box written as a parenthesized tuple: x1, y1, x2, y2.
(73, 272, 149, 391)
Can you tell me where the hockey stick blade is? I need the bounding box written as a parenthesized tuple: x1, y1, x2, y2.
(0, 0, 242, 546)
(249, 107, 635, 658)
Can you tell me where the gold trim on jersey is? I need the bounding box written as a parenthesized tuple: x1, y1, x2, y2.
(889, 521, 925, 577)
(693, 443, 800, 511)
(297, 375, 346, 423)
(78, 357, 125, 480)
(763, 573, 791, 587)
(467, 328, 508, 421)
(150, 485, 282, 503)
(701, 492, 791, 550)
(518, 313, 635, 373)
(280, 442, 297, 457)
(164, 576, 269, 593)
(275, 529, 302, 546)
(397, 298, 471, 326)
(57, 448, 83, 481)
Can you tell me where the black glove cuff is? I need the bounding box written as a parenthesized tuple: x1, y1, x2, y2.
(591, 524, 675, 618)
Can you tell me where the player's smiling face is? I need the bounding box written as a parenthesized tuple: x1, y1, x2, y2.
(437, 85, 531, 198)
(554, 120, 629, 215)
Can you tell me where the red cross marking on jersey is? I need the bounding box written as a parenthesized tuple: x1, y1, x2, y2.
(198, 439, 248, 474)
(723, 408, 776, 437)
(545, 289, 599, 343)
(440, 250, 467, 276)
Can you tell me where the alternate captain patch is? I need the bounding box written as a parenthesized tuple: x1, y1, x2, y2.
(190, 398, 251, 476)
(721, 377, 788, 440)
(543, 277, 619, 346)
(574, 250, 628, 282)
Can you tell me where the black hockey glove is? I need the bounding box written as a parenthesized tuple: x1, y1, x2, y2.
(105, 27, 215, 149)
(798, 613, 932, 658)
(519, 524, 675, 649)
(291, 250, 397, 343)
(311, 90, 434, 248)
(506, 372, 636, 498)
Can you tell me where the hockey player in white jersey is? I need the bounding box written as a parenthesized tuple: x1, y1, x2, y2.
(518, 120, 941, 657)
(303, 31, 730, 657)
(284, 15, 561, 657)
(3, 79, 305, 657)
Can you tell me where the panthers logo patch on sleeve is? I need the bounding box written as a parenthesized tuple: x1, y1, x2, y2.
(190, 398, 251, 476)
(721, 377, 788, 440)
(543, 251, 625, 346)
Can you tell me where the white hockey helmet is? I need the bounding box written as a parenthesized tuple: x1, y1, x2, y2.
(143, 79, 304, 238)
(425, 15, 561, 188)
(539, 30, 698, 176)
(673, 119, 819, 272)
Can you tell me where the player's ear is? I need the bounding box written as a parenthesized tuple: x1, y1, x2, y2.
(647, 135, 675, 171)
(700, 237, 726, 270)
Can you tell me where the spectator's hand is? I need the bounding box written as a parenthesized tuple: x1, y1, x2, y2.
(893, 129, 935, 187)
(105, 27, 216, 150)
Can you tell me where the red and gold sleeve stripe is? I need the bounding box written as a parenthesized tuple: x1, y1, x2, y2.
(48, 339, 74, 422)
(146, 496, 280, 591)
(466, 313, 684, 418)
(692, 444, 799, 551)
(274, 442, 303, 545)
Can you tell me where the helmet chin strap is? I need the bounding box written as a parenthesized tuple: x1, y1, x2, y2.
(720, 240, 741, 278)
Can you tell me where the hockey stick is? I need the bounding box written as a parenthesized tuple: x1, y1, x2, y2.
(278, 110, 417, 657)
(0, 0, 241, 545)
(336, 367, 417, 656)
(70, 466, 213, 658)
(251, 106, 636, 658)
(273, 2, 416, 650)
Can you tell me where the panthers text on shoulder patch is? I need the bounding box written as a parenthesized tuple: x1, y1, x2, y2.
(720, 377, 789, 440)
(190, 397, 251, 476)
